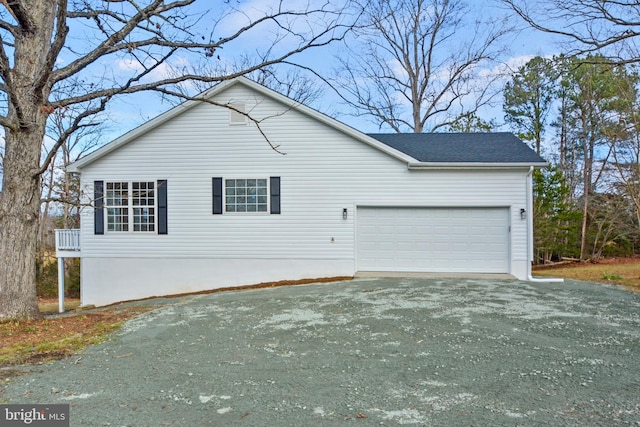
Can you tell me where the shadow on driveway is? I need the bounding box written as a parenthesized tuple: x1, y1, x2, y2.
(3, 277, 640, 426)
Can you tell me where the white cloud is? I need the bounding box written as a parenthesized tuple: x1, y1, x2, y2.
(116, 57, 141, 72)
(216, 0, 274, 34)
(478, 54, 537, 80)
(114, 56, 192, 83)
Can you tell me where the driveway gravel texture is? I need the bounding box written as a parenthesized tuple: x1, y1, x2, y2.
(2, 277, 640, 426)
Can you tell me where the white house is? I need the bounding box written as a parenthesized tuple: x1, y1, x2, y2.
(67, 77, 547, 307)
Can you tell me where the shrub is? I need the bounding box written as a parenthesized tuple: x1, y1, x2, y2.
(36, 257, 80, 298)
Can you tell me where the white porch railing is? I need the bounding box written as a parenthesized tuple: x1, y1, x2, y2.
(55, 229, 81, 254)
(54, 229, 81, 314)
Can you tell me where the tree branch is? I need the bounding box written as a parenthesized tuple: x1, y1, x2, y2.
(36, 0, 68, 96)
(51, 0, 168, 84)
(36, 96, 110, 177)
(333, 0, 508, 132)
(502, 0, 640, 63)
(0, 0, 33, 33)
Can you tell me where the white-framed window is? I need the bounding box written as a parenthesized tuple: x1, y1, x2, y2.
(105, 181, 156, 232)
(225, 178, 268, 212)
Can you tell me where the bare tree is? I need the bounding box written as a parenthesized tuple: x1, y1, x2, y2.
(557, 56, 636, 260)
(182, 59, 325, 106)
(0, 1, 353, 321)
(588, 192, 633, 260)
(333, 0, 511, 132)
(249, 67, 324, 106)
(46, 104, 109, 225)
(37, 106, 107, 297)
(608, 79, 640, 232)
(502, 0, 640, 65)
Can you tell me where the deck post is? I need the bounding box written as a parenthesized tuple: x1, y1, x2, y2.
(58, 257, 65, 313)
(54, 229, 81, 313)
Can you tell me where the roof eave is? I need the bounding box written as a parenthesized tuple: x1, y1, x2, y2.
(407, 161, 549, 170)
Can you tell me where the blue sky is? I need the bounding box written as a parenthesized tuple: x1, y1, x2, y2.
(62, 0, 562, 148)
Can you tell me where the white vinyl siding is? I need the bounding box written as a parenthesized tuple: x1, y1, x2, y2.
(80, 84, 529, 260)
(77, 81, 533, 306)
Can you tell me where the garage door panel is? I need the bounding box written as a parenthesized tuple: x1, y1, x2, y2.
(397, 242, 414, 251)
(357, 207, 509, 273)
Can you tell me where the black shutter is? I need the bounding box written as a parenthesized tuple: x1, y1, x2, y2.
(270, 176, 281, 214)
(157, 180, 168, 234)
(212, 177, 223, 214)
(94, 180, 104, 235)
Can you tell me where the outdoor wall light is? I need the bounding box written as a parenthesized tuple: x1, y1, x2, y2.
(343, 208, 348, 220)
(520, 208, 526, 220)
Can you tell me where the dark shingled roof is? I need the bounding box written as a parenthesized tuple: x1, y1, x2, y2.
(367, 132, 546, 164)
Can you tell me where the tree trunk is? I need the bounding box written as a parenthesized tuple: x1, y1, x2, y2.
(0, 1, 57, 320)
(38, 156, 56, 278)
(0, 129, 46, 321)
(579, 118, 594, 261)
(580, 143, 591, 261)
(579, 191, 589, 260)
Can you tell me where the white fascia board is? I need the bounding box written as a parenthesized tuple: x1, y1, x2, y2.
(407, 161, 549, 170)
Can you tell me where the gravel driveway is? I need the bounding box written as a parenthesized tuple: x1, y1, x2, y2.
(2, 277, 640, 426)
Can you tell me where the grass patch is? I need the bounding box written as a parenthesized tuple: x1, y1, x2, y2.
(0, 306, 153, 368)
(37, 298, 82, 314)
(534, 259, 640, 292)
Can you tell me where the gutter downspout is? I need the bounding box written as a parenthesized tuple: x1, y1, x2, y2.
(526, 166, 564, 283)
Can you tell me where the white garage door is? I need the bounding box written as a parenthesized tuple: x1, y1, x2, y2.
(357, 207, 510, 273)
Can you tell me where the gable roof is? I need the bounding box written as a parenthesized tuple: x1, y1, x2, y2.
(368, 133, 546, 165)
(68, 76, 416, 172)
(68, 77, 546, 172)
